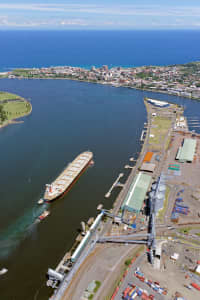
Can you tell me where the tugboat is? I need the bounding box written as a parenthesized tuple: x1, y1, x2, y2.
(38, 198, 44, 205)
(38, 210, 50, 221)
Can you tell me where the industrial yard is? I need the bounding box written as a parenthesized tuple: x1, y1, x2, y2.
(47, 97, 200, 300)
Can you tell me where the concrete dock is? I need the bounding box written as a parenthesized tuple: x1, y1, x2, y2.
(105, 173, 124, 198)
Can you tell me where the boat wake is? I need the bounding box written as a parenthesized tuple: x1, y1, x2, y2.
(0, 203, 49, 259)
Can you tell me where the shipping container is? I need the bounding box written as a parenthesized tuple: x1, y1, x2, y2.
(131, 291, 137, 299)
(175, 204, 188, 209)
(129, 288, 137, 297)
(111, 286, 119, 300)
(169, 163, 180, 168)
(168, 167, 180, 171)
(141, 292, 149, 300)
(191, 282, 200, 291)
(135, 271, 144, 277)
(147, 280, 152, 286)
(140, 276, 145, 282)
(137, 289, 142, 297)
(131, 223, 136, 229)
(123, 287, 131, 297)
(153, 286, 159, 292)
(176, 197, 183, 202)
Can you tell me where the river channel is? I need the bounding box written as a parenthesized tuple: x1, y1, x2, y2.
(0, 79, 200, 299)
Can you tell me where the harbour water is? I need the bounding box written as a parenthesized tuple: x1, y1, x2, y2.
(0, 78, 200, 299)
(0, 29, 200, 299)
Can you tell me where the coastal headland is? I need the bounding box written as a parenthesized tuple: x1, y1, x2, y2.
(0, 91, 32, 128)
(2, 61, 200, 101)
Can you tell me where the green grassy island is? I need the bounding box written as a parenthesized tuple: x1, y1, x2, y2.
(0, 91, 32, 128)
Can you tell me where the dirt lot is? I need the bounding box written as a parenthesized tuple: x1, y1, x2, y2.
(141, 242, 200, 300)
(61, 244, 136, 300)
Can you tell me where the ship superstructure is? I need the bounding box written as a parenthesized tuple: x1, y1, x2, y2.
(44, 151, 93, 202)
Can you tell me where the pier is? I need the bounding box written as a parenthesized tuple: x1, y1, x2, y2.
(140, 130, 147, 141)
(124, 165, 134, 169)
(129, 157, 136, 162)
(105, 173, 124, 198)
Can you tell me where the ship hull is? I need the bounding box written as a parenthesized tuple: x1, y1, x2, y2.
(44, 158, 93, 203)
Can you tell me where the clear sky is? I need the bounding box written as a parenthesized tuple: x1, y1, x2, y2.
(1, 0, 200, 30)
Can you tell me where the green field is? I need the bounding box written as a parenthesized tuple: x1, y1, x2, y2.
(149, 116, 172, 149)
(0, 91, 31, 125)
(0, 91, 20, 101)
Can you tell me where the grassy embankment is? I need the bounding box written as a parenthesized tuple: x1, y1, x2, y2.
(0, 91, 32, 127)
(157, 186, 170, 223)
(149, 116, 172, 151)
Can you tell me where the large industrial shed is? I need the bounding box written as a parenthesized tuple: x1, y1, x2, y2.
(176, 138, 196, 162)
(121, 172, 152, 213)
(147, 98, 170, 108)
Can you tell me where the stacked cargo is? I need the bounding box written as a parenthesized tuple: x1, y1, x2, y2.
(123, 287, 131, 298)
(171, 189, 189, 220)
(173, 204, 189, 215)
(122, 285, 154, 300)
(171, 212, 179, 223)
(175, 197, 183, 203)
(168, 163, 180, 171)
(134, 271, 168, 296)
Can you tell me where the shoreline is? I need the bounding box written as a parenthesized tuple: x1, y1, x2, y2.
(53, 98, 191, 299)
(3, 76, 200, 102)
(0, 98, 32, 130)
(50, 97, 152, 299)
(3, 61, 200, 102)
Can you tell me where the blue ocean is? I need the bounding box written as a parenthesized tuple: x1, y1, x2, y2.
(0, 30, 200, 71)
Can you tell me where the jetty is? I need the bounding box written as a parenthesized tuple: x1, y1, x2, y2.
(105, 173, 124, 198)
(140, 130, 147, 142)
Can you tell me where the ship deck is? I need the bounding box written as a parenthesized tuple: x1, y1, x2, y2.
(44, 151, 93, 201)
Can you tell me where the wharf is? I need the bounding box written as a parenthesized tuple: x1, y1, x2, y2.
(49, 98, 183, 300)
(105, 173, 124, 198)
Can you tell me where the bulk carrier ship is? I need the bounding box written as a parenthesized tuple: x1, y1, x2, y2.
(43, 151, 93, 202)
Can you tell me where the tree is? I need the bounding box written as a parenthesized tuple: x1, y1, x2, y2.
(0, 105, 7, 123)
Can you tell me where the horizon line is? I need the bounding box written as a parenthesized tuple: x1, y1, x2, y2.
(1, 28, 200, 31)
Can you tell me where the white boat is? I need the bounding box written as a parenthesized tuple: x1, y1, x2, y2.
(0, 268, 8, 275)
(38, 198, 44, 205)
(38, 210, 50, 221)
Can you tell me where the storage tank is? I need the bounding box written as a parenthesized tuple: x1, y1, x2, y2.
(158, 185, 166, 192)
(156, 192, 165, 200)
